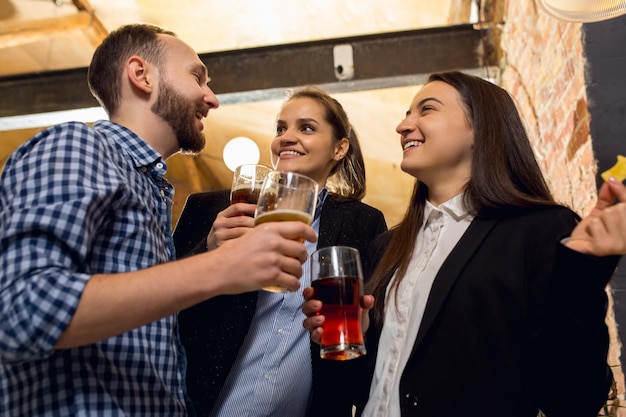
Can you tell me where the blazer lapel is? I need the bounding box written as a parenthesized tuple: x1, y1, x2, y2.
(411, 216, 499, 352)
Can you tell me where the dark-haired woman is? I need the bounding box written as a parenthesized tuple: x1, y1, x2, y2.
(303, 71, 622, 417)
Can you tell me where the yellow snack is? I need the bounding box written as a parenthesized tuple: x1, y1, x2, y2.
(601, 155, 626, 182)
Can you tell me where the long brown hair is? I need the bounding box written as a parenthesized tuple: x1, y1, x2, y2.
(88, 24, 175, 117)
(283, 86, 366, 201)
(366, 71, 557, 324)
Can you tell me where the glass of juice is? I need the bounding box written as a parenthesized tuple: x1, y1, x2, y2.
(254, 170, 319, 292)
(310, 246, 366, 360)
(230, 164, 272, 205)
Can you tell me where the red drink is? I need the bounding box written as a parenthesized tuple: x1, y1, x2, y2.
(230, 185, 262, 205)
(311, 275, 366, 360)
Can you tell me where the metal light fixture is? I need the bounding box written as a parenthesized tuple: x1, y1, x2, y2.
(537, 0, 626, 22)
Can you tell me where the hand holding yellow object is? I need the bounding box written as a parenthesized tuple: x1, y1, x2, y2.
(601, 155, 626, 182)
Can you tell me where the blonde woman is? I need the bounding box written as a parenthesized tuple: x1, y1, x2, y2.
(178, 86, 387, 417)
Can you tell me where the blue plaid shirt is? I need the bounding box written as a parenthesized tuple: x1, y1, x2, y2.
(0, 121, 186, 416)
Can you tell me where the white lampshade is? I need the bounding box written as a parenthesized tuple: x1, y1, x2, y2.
(537, 0, 626, 22)
(222, 136, 261, 172)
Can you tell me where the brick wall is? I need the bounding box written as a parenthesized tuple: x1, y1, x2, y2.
(499, 0, 623, 414)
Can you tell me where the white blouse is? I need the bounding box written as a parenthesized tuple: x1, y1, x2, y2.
(362, 194, 473, 417)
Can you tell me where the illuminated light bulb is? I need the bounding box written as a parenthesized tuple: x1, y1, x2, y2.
(222, 136, 260, 172)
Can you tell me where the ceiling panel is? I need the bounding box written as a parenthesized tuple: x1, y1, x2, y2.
(0, 0, 497, 226)
(0, 0, 470, 76)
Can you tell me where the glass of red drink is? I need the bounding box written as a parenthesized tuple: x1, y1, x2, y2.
(230, 164, 272, 205)
(311, 246, 366, 360)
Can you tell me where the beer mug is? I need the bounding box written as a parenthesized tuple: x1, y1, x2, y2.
(254, 170, 319, 292)
(230, 164, 272, 205)
(311, 246, 366, 360)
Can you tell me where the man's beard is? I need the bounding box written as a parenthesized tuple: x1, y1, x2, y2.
(151, 81, 206, 154)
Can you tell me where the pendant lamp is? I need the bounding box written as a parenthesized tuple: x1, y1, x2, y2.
(537, 0, 626, 22)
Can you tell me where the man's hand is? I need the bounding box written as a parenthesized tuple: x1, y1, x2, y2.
(205, 220, 317, 294)
(567, 178, 626, 256)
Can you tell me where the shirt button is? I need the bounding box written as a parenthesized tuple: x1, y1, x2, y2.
(278, 328, 284, 334)
(264, 374, 270, 380)
(156, 162, 164, 169)
(404, 393, 418, 408)
(160, 190, 165, 196)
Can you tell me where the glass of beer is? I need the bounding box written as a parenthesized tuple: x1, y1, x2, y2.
(254, 170, 319, 292)
(311, 246, 366, 360)
(230, 164, 272, 205)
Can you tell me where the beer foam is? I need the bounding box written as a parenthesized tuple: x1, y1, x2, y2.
(254, 209, 313, 225)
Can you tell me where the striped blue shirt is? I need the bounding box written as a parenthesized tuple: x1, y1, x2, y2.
(0, 121, 186, 416)
(209, 189, 328, 417)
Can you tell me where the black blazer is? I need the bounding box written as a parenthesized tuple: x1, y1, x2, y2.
(175, 191, 388, 417)
(310, 205, 619, 417)
(173, 189, 231, 258)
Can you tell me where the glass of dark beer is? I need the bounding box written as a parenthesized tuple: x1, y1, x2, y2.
(230, 164, 272, 205)
(310, 246, 366, 360)
(254, 170, 319, 292)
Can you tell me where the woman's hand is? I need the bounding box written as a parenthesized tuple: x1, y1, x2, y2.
(206, 203, 256, 251)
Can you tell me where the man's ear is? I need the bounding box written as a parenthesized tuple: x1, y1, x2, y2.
(127, 56, 153, 94)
